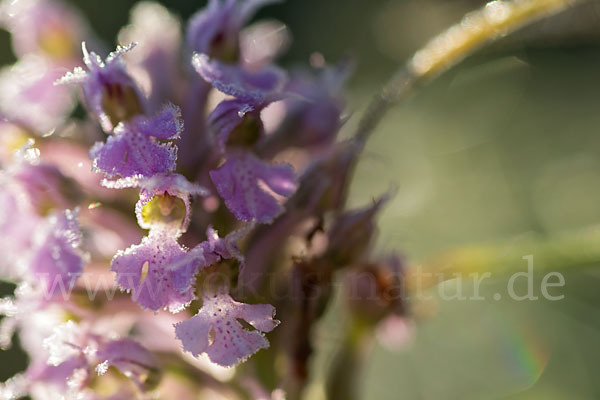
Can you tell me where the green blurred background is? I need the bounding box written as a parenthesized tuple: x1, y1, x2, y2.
(4, 0, 600, 398)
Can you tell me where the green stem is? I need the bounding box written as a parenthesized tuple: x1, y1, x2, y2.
(353, 0, 584, 146)
(409, 225, 600, 290)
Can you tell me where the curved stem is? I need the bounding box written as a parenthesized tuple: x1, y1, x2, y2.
(353, 0, 584, 146)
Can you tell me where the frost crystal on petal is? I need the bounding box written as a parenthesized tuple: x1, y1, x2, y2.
(129, 103, 183, 140)
(111, 229, 207, 312)
(210, 152, 297, 223)
(175, 289, 279, 367)
(58, 42, 144, 131)
(90, 105, 183, 181)
(43, 321, 85, 367)
(192, 53, 285, 107)
(95, 338, 159, 391)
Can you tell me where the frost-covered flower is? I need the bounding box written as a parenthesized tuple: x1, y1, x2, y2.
(111, 228, 207, 313)
(0, 0, 399, 396)
(95, 338, 160, 391)
(0, 149, 86, 285)
(57, 42, 144, 132)
(90, 104, 183, 183)
(175, 287, 279, 367)
(192, 53, 297, 223)
(194, 52, 286, 154)
(43, 320, 160, 393)
(111, 224, 247, 313)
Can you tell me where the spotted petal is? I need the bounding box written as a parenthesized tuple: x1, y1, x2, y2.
(111, 229, 207, 312)
(90, 124, 177, 181)
(175, 289, 279, 367)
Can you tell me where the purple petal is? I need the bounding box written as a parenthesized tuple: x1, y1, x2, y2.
(27, 356, 87, 389)
(204, 224, 251, 264)
(174, 289, 278, 367)
(0, 182, 38, 279)
(208, 99, 264, 153)
(186, 0, 237, 56)
(111, 230, 207, 312)
(121, 2, 182, 114)
(209, 152, 297, 223)
(13, 162, 80, 212)
(129, 103, 183, 140)
(96, 338, 159, 390)
(186, 0, 280, 57)
(261, 63, 351, 154)
(90, 125, 177, 180)
(192, 53, 285, 106)
(58, 43, 144, 131)
(30, 210, 85, 291)
(0, 57, 75, 134)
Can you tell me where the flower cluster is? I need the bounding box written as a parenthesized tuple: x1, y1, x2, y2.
(0, 0, 406, 399)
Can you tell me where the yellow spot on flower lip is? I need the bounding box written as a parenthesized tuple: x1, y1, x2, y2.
(141, 193, 186, 229)
(140, 261, 149, 283)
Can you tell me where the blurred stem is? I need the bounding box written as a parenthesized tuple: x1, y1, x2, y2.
(325, 317, 372, 400)
(407, 225, 600, 291)
(353, 0, 584, 146)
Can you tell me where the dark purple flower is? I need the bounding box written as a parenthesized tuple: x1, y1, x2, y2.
(323, 193, 389, 266)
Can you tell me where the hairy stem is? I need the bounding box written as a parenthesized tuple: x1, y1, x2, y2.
(353, 0, 584, 146)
